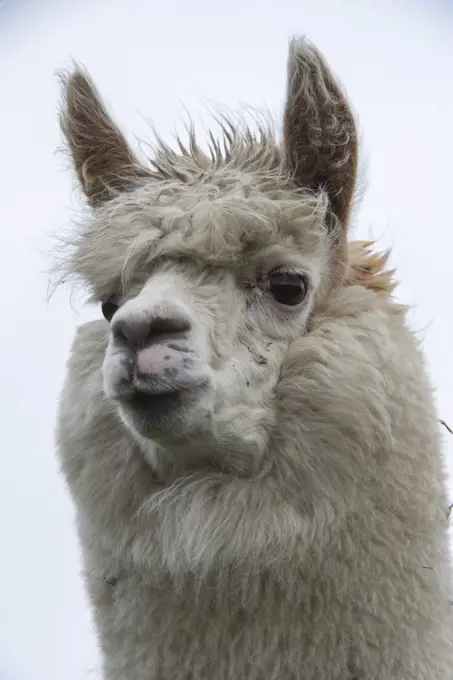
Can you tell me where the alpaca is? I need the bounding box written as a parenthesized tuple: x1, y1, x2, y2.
(55, 38, 453, 679)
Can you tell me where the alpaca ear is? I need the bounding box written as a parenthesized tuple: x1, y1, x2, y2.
(59, 65, 150, 206)
(283, 38, 358, 234)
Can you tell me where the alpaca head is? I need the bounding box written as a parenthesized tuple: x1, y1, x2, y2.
(59, 39, 370, 471)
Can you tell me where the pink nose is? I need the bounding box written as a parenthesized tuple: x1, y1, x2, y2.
(136, 344, 188, 380)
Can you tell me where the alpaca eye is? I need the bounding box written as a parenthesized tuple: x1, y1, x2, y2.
(267, 271, 307, 306)
(101, 299, 119, 322)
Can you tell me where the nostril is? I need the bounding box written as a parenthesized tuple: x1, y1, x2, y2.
(110, 313, 192, 348)
(147, 316, 191, 340)
(111, 318, 132, 345)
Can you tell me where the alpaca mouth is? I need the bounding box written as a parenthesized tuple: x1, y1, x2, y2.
(120, 383, 208, 422)
(107, 357, 214, 436)
(118, 381, 212, 439)
(128, 389, 183, 411)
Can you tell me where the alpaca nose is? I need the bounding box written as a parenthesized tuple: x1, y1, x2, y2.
(111, 308, 192, 348)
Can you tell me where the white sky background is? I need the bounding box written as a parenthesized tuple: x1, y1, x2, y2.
(0, 0, 452, 678)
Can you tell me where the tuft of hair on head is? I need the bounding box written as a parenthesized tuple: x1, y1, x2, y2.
(58, 62, 151, 206)
(56, 46, 395, 303)
(283, 37, 359, 280)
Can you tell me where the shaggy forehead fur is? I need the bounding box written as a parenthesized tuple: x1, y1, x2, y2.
(57, 118, 391, 301)
(70, 178, 330, 302)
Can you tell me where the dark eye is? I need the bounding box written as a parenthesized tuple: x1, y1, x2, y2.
(267, 271, 307, 306)
(101, 298, 119, 322)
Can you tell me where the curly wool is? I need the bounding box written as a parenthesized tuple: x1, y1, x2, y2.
(55, 36, 453, 680)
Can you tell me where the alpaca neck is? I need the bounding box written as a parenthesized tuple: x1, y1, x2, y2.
(140, 430, 269, 481)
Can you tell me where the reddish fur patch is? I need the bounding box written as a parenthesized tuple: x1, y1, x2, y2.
(346, 241, 396, 297)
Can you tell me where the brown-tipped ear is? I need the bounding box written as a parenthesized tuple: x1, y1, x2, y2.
(283, 38, 358, 235)
(59, 64, 150, 206)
